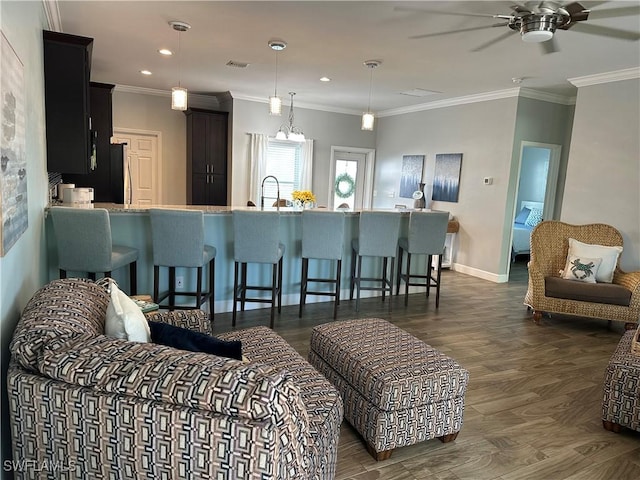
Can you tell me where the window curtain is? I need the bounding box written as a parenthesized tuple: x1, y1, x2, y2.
(299, 138, 314, 191)
(248, 133, 268, 206)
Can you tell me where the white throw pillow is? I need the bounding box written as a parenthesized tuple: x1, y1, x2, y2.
(567, 238, 622, 283)
(105, 281, 150, 343)
(561, 255, 602, 283)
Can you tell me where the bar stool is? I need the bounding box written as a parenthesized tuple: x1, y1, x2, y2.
(299, 210, 346, 319)
(49, 206, 138, 294)
(350, 211, 401, 311)
(149, 208, 216, 315)
(232, 211, 285, 328)
(396, 210, 449, 307)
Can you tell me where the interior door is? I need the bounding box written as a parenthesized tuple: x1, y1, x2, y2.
(113, 130, 160, 205)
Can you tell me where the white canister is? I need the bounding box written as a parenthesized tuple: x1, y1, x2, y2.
(57, 183, 75, 202)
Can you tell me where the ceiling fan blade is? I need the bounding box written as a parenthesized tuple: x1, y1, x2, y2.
(564, 2, 587, 15)
(394, 6, 498, 18)
(471, 30, 517, 52)
(510, 3, 533, 14)
(540, 37, 559, 54)
(571, 23, 640, 41)
(587, 5, 640, 20)
(409, 23, 508, 40)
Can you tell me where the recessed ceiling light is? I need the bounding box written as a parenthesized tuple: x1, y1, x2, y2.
(140, 70, 152, 75)
(158, 48, 172, 56)
(320, 76, 331, 82)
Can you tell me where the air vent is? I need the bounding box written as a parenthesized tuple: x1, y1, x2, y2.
(399, 88, 440, 97)
(226, 60, 249, 68)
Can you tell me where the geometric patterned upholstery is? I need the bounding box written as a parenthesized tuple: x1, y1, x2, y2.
(8, 278, 343, 479)
(602, 329, 640, 432)
(309, 318, 468, 456)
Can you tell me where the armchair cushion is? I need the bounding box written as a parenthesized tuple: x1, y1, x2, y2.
(545, 277, 632, 306)
(148, 320, 242, 360)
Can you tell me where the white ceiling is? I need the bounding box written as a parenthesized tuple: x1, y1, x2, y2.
(55, 1, 640, 114)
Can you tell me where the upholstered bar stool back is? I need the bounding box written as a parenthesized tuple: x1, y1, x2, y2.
(49, 206, 138, 294)
(396, 210, 449, 306)
(300, 210, 346, 319)
(350, 211, 401, 311)
(149, 208, 216, 316)
(233, 211, 285, 328)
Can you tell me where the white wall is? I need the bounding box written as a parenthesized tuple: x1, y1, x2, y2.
(229, 99, 375, 206)
(562, 78, 640, 271)
(375, 98, 519, 278)
(0, 1, 50, 473)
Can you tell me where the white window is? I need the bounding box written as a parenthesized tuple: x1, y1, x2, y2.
(263, 139, 303, 202)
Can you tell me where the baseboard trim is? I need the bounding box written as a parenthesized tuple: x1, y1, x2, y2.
(451, 263, 508, 283)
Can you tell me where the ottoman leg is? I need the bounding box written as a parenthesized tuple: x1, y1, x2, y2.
(602, 420, 622, 433)
(437, 432, 459, 443)
(366, 444, 393, 461)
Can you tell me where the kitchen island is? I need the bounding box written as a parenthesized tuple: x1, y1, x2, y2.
(45, 204, 459, 316)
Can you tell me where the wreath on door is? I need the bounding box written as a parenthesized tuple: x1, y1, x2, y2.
(335, 172, 355, 198)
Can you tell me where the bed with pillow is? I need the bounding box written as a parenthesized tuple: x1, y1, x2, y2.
(512, 201, 544, 261)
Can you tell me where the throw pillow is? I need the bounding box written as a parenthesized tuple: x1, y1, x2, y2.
(561, 255, 602, 283)
(514, 207, 531, 225)
(148, 321, 242, 360)
(524, 208, 543, 227)
(568, 238, 623, 283)
(104, 280, 150, 343)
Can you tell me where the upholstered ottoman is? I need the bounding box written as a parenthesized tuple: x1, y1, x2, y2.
(309, 318, 469, 460)
(602, 328, 640, 433)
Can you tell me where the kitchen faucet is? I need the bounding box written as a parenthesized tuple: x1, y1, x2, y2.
(260, 175, 280, 210)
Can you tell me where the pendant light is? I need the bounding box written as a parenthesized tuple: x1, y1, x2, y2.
(361, 60, 381, 131)
(170, 21, 190, 111)
(276, 92, 305, 142)
(268, 40, 287, 116)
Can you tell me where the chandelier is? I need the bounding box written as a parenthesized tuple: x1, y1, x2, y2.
(275, 92, 305, 142)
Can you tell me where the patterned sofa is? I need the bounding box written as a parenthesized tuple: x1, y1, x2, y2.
(8, 279, 343, 480)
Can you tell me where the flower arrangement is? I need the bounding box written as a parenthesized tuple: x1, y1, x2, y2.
(291, 190, 316, 204)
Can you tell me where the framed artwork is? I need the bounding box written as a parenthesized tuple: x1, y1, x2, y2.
(399, 154, 424, 198)
(432, 153, 463, 203)
(1, 31, 28, 256)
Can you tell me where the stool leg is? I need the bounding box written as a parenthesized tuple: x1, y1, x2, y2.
(130, 261, 137, 295)
(356, 255, 362, 312)
(350, 246, 357, 300)
(89, 272, 97, 281)
(426, 255, 433, 298)
(334, 259, 342, 319)
(404, 252, 412, 306)
(232, 261, 239, 327)
(270, 262, 277, 329)
(59, 269, 67, 279)
(277, 257, 283, 313)
(169, 266, 176, 307)
(299, 257, 308, 318)
(209, 258, 215, 319)
(240, 263, 247, 311)
(153, 265, 160, 303)
(381, 257, 388, 302)
(396, 246, 404, 295)
(435, 254, 443, 308)
(196, 266, 203, 308)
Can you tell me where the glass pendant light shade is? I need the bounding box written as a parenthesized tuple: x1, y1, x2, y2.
(275, 128, 287, 140)
(361, 112, 375, 131)
(172, 87, 188, 111)
(269, 95, 282, 116)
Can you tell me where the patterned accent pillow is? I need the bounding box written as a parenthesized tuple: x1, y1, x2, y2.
(524, 208, 543, 227)
(567, 238, 623, 283)
(561, 255, 602, 283)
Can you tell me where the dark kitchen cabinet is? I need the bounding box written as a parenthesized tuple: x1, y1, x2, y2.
(185, 109, 228, 205)
(43, 30, 94, 174)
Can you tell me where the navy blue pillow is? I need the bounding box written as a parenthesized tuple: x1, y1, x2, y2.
(514, 207, 531, 225)
(148, 321, 242, 360)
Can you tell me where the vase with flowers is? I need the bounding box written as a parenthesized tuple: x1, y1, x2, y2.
(291, 190, 316, 210)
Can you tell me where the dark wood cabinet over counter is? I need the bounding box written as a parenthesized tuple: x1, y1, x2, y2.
(43, 30, 94, 174)
(185, 108, 228, 206)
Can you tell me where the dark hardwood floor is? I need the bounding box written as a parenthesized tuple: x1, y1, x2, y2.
(213, 260, 640, 480)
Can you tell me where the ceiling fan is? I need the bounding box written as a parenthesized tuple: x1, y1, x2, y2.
(396, 1, 640, 54)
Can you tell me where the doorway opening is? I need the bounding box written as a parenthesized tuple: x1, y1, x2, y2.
(113, 129, 162, 205)
(508, 141, 562, 280)
(329, 146, 375, 210)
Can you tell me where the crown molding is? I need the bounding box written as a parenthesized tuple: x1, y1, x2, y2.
(568, 67, 640, 88)
(114, 84, 220, 109)
(42, 0, 62, 31)
(518, 88, 576, 105)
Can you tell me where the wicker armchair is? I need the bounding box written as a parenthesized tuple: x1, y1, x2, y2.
(524, 221, 640, 328)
